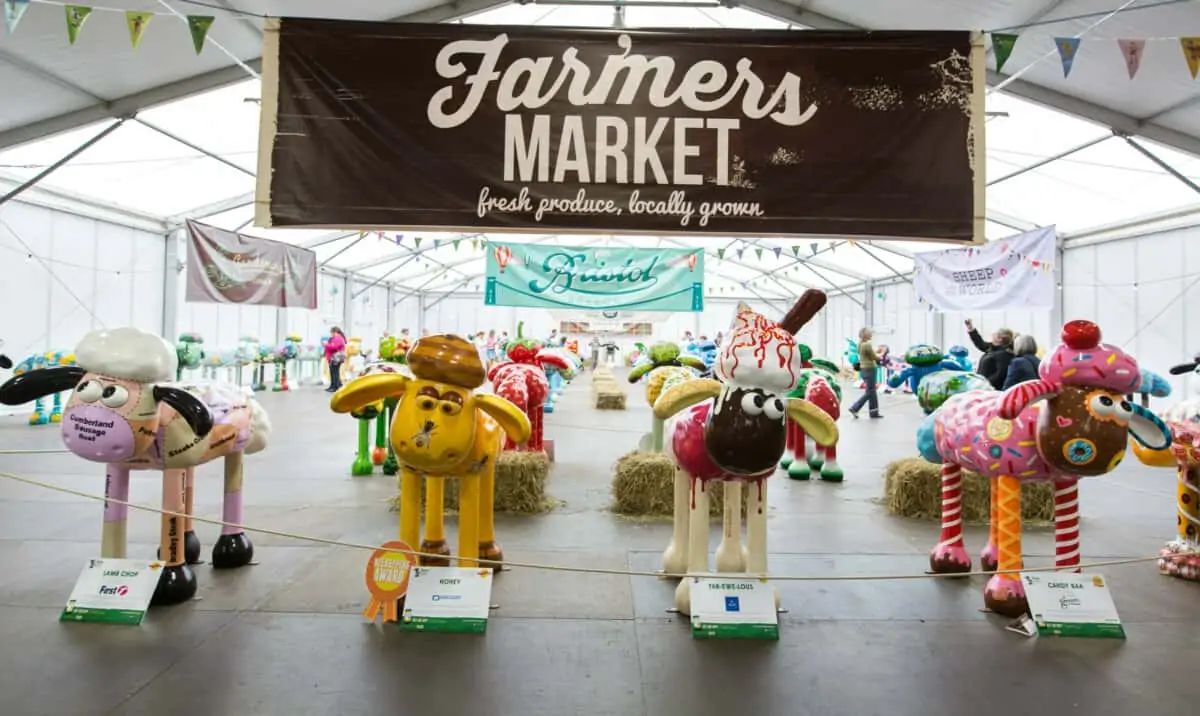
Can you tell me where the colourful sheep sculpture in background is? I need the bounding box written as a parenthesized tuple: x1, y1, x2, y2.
(1132, 356, 1200, 581)
(654, 292, 839, 615)
(11, 350, 77, 425)
(0, 327, 271, 606)
(917, 320, 1171, 617)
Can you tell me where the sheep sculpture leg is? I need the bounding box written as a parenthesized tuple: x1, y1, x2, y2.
(984, 475, 1027, 617)
(420, 477, 452, 566)
(980, 479, 1000, 572)
(457, 476, 482, 568)
(213, 453, 254, 569)
(183, 469, 202, 564)
(714, 481, 747, 573)
(478, 458, 504, 564)
(675, 477, 711, 615)
(1053, 477, 1081, 573)
(101, 465, 130, 559)
(930, 463, 971, 573)
(661, 465, 690, 575)
(398, 468, 423, 558)
(154, 468, 196, 606)
(786, 426, 811, 480)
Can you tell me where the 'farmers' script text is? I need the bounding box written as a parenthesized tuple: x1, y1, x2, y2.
(427, 33, 818, 188)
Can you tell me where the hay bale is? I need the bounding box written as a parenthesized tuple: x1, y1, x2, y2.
(611, 451, 739, 518)
(389, 451, 555, 515)
(595, 391, 627, 410)
(883, 457, 1054, 524)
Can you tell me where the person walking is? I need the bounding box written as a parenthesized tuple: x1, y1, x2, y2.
(848, 327, 883, 419)
(965, 319, 1015, 390)
(324, 327, 347, 393)
(1003, 334, 1041, 389)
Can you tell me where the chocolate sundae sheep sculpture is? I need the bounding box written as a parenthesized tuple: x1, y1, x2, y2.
(0, 327, 270, 606)
(653, 291, 838, 614)
(917, 320, 1170, 616)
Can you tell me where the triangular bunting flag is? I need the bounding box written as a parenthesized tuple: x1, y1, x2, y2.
(65, 5, 92, 45)
(4, 0, 29, 35)
(772, 246, 781, 260)
(791, 245, 799, 257)
(848, 239, 857, 248)
(433, 239, 442, 249)
(736, 248, 744, 260)
(126, 11, 152, 49)
(1182, 37, 1200, 79)
(1117, 39, 1146, 80)
(393, 234, 403, 245)
(453, 239, 460, 250)
(754, 247, 763, 260)
(1053, 37, 1081, 78)
(414, 237, 423, 248)
(470, 239, 478, 250)
(187, 15, 214, 55)
(809, 243, 818, 256)
(991, 33, 1019, 73)
(717, 248, 725, 259)
(357, 230, 366, 239)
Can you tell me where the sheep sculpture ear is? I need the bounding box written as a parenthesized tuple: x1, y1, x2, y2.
(330, 372, 408, 414)
(997, 379, 1058, 420)
(653, 378, 721, 419)
(0, 365, 86, 405)
(152, 385, 215, 438)
(1127, 403, 1172, 451)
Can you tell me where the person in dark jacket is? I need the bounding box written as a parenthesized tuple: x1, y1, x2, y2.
(965, 319, 1014, 390)
(1003, 334, 1041, 389)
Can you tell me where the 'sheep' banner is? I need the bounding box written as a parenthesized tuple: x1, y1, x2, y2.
(485, 243, 704, 312)
(256, 20, 986, 242)
(914, 226, 1057, 312)
(185, 220, 318, 308)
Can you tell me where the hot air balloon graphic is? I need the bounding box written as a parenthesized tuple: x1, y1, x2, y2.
(494, 245, 513, 273)
(686, 252, 698, 271)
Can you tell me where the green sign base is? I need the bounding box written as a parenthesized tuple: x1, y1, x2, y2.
(691, 622, 779, 640)
(60, 608, 146, 625)
(400, 616, 488, 634)
(1035, 621, 1126, 639)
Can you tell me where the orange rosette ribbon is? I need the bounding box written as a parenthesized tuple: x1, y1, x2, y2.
(363, 540, 418, 623)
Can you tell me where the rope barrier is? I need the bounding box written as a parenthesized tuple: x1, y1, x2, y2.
(0, 469, 1185, 582)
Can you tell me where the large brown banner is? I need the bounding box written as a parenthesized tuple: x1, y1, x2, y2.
(185, 220, 318, 308)
(256, 19, 985, 242)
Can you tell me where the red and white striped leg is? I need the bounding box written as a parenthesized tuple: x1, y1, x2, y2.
(1053, 477, 1081, 573)
(929, 462, 971, 573)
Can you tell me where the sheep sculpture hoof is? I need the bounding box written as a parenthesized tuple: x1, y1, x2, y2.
(152, 564, 198, 606)
(419, 539, 453, 567)
(185, 530, 202, 565)
(211, 532, 255, 569)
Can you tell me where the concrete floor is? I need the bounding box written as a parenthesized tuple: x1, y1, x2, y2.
(0, 370, 1197, 716)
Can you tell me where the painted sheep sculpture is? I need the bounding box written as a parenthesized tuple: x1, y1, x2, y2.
(887, 344, 964, 396)
(653, 292, 839, 615)
(1131, 356, 1200, 581)
(780, 365, 843, 481)
(917, 320, 1170, 617)
(0, 327, 271, 606)
(331, 334, 531, 568)
(488, 337, 570, 453)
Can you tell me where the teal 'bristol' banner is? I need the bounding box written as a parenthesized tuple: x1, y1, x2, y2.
(484, 243, 704, 312)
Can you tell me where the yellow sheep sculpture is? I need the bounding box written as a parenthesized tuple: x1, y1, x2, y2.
(331, 334, 531, 566)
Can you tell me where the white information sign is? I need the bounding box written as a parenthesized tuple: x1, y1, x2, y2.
(400, 566, 493, 634)
(1021, 572, 1126, 639)
(689, 576, 779, 640)
(61, 558, 162, 625)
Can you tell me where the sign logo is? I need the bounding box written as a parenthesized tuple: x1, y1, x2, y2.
(98, 585, 130, 596)
(486, 242, 703, 312)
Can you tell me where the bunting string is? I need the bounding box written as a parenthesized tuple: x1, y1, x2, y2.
(4, 0, 1198, 82)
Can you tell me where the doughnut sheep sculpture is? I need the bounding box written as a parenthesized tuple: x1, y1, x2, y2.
(488, 331, 570, 453)
(917, 320, 1171, 617)
(0, 327, 270, 606)
(1132, 356, 1200, 581)
(331, 334, 531, 567)
(653, 291, 839, 615)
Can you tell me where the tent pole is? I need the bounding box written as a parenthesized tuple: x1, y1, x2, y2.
(0, 119, 126, 208)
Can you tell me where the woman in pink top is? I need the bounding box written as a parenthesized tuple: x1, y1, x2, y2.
(324, 327, 347, 392)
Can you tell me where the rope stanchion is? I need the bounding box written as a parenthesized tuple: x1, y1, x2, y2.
(0, 470, 1185, 582)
